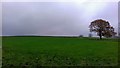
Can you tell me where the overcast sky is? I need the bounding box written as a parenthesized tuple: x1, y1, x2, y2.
(2, 1, 118, 36)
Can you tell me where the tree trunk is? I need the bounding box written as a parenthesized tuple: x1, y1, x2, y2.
(100, 33, 102, 39)
(99, 29, 102, 39)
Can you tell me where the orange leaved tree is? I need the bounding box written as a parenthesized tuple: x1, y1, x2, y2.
(89, 19, 116, 39)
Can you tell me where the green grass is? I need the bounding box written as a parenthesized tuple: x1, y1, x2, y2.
(2, 36, 118, 67)
(0, 48, 1, 68)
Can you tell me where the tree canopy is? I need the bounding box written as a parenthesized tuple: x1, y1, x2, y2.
(89, 19, 117, 39)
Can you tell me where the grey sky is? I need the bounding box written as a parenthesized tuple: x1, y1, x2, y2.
(2, 2, 118, 36)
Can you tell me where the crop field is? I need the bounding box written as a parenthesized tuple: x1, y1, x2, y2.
(2, 36, 118, 67)
(0, 48, 1, 68)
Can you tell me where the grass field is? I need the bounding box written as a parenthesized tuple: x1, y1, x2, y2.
(2, 36, 118, 67)
(0, 48, 1, 68)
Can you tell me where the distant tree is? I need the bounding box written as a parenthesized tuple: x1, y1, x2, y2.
(89, 19, 117, 39)
(89, 33, 92, 37)
(119, 33, 120, 37)
(79, 35, 83, 37)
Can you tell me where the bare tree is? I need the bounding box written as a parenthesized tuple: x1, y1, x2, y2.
(89, 19, 116, 39)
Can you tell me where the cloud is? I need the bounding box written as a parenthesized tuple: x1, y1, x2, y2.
(2, 2, 118, 36)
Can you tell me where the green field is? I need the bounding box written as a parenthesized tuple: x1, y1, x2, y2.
(2, 36, 118, 67)
(0, 48, 1, 68)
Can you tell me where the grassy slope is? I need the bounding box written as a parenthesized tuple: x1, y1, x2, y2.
(2, 36, 118, 66)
